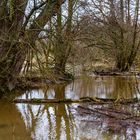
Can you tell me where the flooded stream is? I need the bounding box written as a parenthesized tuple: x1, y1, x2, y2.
(0, 76, 140, 140)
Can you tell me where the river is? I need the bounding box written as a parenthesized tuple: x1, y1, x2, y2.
(0, 76, 140, 140)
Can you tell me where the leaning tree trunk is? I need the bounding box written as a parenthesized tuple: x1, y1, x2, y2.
(0, 0, 65, 92)
(115, 44, 139, 72)
(108, 0, 140, 72)
(0, 0, 28, 92)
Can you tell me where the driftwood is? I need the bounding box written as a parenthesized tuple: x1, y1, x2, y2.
(13, 97, 138, 104)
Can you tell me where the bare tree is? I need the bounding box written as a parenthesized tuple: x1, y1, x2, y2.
(0, 0, 65, 92)
(77, 0, 140, 72)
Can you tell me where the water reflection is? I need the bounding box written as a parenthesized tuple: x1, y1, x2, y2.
(16, 86, 77, 140)
(19, 76, 140, 100)
(70, 76, 139, 99)
(74, 103, 140, 140)
(16, 76, 140, 140)
(1, 76, 140, 140)
(0, 101, 31, 140)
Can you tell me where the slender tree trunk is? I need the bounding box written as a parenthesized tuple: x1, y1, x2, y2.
(54, 0, 73, 75)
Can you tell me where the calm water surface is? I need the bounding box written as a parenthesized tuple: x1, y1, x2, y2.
(0, 76, 140, 140)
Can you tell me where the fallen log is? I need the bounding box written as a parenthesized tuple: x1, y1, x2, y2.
(13, 97, 138, 104)
(13, 98, 83, 103)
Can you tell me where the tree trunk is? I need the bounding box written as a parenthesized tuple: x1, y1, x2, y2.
(54, 0, 73, 75)
(0, 0, 65, 93)
(0, 0, 28, 92)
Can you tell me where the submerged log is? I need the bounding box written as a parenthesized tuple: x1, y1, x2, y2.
(13, 97, 139, 104)
(13, 98, 82, 103)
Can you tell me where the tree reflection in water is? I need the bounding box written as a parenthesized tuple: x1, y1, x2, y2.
(16, 85, 77, 140)
(0, 101, 31, 140)
(66, 76, 139, 100)
(75, 103, 140, 140)
(15, 76, 140, 140)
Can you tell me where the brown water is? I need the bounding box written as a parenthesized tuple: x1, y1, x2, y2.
(0, 76, 140, 140)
